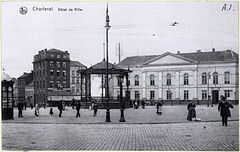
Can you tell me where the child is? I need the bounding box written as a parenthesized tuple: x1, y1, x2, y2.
(49, 107, 53, 116)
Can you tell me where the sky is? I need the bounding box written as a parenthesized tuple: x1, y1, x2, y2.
(2, 1, 238, 78)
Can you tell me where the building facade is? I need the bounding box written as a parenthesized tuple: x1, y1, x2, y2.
(70, 61, 86, 96)
(112, 49, 238, 104)
(17, 72, 33, 104)
(33, 48, 70, 105)
(25, 81, 34, 106)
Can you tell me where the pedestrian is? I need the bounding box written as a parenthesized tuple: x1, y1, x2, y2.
(24, 102, 27, 110)
(58, 100, 63, 117)
(49, 107, 53, 116)
(93, 102, 98, 117)
(17, 102, 23, 117)
(76, 101, 81, 117)
(30, 103, 33, 109)
(187, 101, 196, 121)
(91, 101, 94, 110)
(156, 102, 162, 115)
(141, 100, 146, 109)
(72, 98, 76, 109)
(43, 103, 46, 109)
(35, 104, 39, 117)
(134, 101, 138, 109)
(218, 96, 233, 126)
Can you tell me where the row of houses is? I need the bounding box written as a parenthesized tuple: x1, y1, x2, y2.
(14, 48, 238, 106)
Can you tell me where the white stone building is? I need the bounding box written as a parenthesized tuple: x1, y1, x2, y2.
(111, 49, 238, 104)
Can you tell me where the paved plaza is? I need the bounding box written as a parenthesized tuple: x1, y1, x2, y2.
(2, 105, 239, 150)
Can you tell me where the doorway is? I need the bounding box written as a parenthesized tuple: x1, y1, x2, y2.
(212, 90, 219, 104)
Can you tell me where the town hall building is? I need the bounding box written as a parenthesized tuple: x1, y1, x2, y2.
(111, 49, 238, 104)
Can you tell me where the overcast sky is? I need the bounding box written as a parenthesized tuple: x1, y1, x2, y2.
(2, 1, 238, 78)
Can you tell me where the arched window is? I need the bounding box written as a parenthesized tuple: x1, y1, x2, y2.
(224, 72, 230, 84)
(213, 72, 218, 84)
(150, 74, 155, 86)
(134, 75, 139, 86)
(202, 72, 207, 84)
(167, 74, 171, 85)
(184, 73, 189, 85)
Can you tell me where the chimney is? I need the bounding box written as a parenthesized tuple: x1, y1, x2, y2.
(177, 51, 180, 54)
(212, 48, 215, 52)
(197, 50, 201, 53)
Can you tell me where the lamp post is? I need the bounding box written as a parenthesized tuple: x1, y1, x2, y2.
(119, 74, 125, 122)
(105, 4, 111, 122)
(207, 72, 211, 107)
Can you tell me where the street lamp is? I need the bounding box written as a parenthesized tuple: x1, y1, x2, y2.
(119, 75, 125, 122)
(105, 4, 111, 122)
(207, 72, 211, 107)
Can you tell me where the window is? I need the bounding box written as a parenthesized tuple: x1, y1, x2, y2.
(202, 73, 207, 84)
(76, 88, 80, 93)
(184, 73, 189, 85)
(62, 81, 66, 87)
(56, 62, 60, 68)
(224, 90, 231, 99)
(76, 78, 80, 84)
(50, 70, 54, 76)
(62, 62, 66, 68)
(150, 91, 155, 100)
(56, 54, 61, 58)
(150, 74, 155, 86)
(135, 75, 139, 86)
(50, 54, 55, 58)
(167, 74, 171, 85)
(71, 86, 75, 93)
(135, 91, 140, 100)
(184, 90, 189, 100)
(202, 90, 207, 100)
(63, 71, 66, 76)
(213, 72, 218, 84)
(224, 72, 230, 84)
(56, 70, 60, 76)
(72, 70, 75, 76)
(50, 61, 54, 67)
(72, 78, 75, 84)
(167, 90, 172, 100)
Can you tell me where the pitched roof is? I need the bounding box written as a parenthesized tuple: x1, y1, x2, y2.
(118, 50, 238, 67)
(70, 61, 86, 68)
(117, 55, 158, 67)
(48, 48, 68, 54)
(90, 60, 122, 70)
(178, 50, 238, 63)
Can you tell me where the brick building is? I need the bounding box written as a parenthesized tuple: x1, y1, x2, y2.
(33, 48, 70, 105)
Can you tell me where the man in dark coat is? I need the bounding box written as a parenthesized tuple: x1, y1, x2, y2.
(187, 102, 196, 121)
(218, 96, 233, 126)
(93, 102, 98, 117)
(76, 101, 81, 117)
(58, 101, 63, 117)
(17, 102, 23, 117)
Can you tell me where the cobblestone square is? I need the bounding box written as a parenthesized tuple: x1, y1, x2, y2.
(2, 105, 239, 151)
